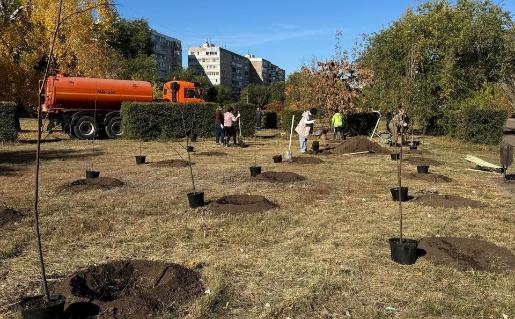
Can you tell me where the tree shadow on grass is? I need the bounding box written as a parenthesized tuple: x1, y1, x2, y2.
(0, 149, 104, 166)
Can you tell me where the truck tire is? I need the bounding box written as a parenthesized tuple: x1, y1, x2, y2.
(73, 115, 98, 140)
(105, 116, 122, 139)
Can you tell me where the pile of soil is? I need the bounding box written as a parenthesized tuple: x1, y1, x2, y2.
(209, 195, 278, 214)
(255, 171, 306, 183)
(290, 156, 324, 164)
(53, 260, 203, 319)
(492, 177, 515, 198)
(331, 136, 389, 155)
(419, 237, 515, 272)
(0, 208, 24, 228)
(404, 157, 443, 166)
(60, 177, 125, 192)
(405, 172, 453, 183)
(413, 194, 483, 208)
(150, 160, 193, 167)
(195, 151, 227, 156)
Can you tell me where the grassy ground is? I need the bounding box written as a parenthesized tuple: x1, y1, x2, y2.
(0, 119, 514, 318)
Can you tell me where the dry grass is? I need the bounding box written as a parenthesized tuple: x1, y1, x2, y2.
(0, 119, 514, 318)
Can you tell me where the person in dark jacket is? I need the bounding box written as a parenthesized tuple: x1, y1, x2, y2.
(215, 105, 224, 144)
(256, 107, 263, 130)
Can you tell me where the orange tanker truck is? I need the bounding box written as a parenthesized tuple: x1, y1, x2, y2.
(42, 74, 204, 139)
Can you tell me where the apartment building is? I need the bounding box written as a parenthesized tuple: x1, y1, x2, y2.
(150, 30, 182, 81)
(188, 42, 284, 95)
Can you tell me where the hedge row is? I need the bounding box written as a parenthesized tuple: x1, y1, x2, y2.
(0, 102, 17, 142)
(444, 108, 507, 144)
(344, 112, 380, 136)
(281, 109, 304, 131)
(121, 102, 257, 140)
(263, 112, 278, 129)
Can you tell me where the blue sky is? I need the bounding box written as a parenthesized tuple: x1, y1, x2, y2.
(117, 0, 514, 75)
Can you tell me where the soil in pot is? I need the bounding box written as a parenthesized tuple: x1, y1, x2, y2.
(390, 153, 400, 161)
(389, 238, 420, 265)
(312, 141, 320, 153)
(331, 136, 389, 155)
(405, 172, 452, 183)
(417, 165, 429, 174)
(273, 155, 282, 163)
(209, 195, 278, 214)
(254, 171, 305, 183)
(135, 155, 146, 165)
(195, 151, 227, 156)
(150, 160, 193, 168)
(0, 208, 24, 228)
(404, 157, 443, 167)
(85, 170, 100, 179)
(418, 237, 515, 272)
(413, 193, 483, 208)
(52, 260, 204, 319)
(59, 177, 125, 192)
(188, 192, 205, 208)
(20, 294, 66, 319)
(290, 156, 323, 165)
(390, 187, 409, 201)
(187, 146, 194, 152)
(249, 166, 262, 177)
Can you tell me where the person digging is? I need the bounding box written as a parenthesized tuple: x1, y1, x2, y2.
(331, 110, 345, 140)
(223, 107, 240, 147)
(295, 108, 317, 153)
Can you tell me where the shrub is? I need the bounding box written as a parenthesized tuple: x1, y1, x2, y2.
(444, 108, 507, 144)
(0, 102, 17, 142)
(281, 109, 304, 131)
(344, 112, 380, 136)
(225, 102, 258, 137)
(121, 102, 256, 140)
(263, 112, 278, 129)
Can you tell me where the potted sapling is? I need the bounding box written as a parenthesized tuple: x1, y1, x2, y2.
(135, 138, 146, 165)
(250, 134, 262, 177)
(389, 123, 418, 265)
(181, 110, 204, 208)
(416, 120, 429, 174)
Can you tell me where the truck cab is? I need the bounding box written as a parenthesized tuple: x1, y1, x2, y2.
(162, 80, 204, 103)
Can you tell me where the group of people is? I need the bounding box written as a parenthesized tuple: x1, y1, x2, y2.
(215, 106, 240, 147)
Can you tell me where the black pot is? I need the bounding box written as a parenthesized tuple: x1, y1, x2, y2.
(21, 295, 66, 319)
(273, 155, 282, 163)
(342, 133, 348, 140)
(187, 146, 194, 152)
(191, 133, 198, 142)
(409, 145, 418, 150)
(390, 153, 400, 161)
(389, 238, 419, 265)
(312, 141, 320, 153)
(187, 191, 205, 208)
(85, 170, 100, 179)
(417, 165, 429, 174)
(63, 302, 100, 318)
(250, 166, 262, 177)
(390, 187, 409, 202)
(412, 141, 421, 146)
(135, 155, 146, 165)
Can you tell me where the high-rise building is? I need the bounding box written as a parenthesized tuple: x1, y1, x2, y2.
(150, 30, 182, 81)
(188, 43, 284, 95)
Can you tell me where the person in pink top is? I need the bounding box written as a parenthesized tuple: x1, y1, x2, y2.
(223, 107, 240, 146)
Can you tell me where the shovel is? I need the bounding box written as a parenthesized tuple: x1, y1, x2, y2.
(285, 115, 295, 161)
(237, 117, 247, 147)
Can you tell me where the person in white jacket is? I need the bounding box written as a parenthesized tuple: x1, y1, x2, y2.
(295, 108, 317, 153)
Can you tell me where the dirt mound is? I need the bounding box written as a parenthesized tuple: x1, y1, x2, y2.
(209, 195, 278, 214)
(255, 171, 306, 183)
(404, 157, 443, 166)
(59, 177, 125, 192)
(331, 136, 389, 155)
(0, 208, 24, 228)
(290, 156, 324, 164)
(150, 159, 193, 167)
(195, 151, 227, 156)
(405, 172, 453, 183)
(53, 260, 203, 319)
(419, 237, 515, 272)
(492, 178, 515, 198)
(413, 194, 483, 208)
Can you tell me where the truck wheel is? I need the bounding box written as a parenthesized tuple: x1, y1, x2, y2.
(73, 116, 98, 140)
(105, 116, 122, 139)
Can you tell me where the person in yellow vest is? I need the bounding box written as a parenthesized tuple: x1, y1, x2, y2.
(331, 110, 344, 140)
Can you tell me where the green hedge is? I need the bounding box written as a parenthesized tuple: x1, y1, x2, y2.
(444, 108, 507, 144)
(263, 111, 278, 129)
(0, 102, 17, 142)
(344, 112, 380, 136)
(281, 109, 304, 131)
(121, 102, 256, 140)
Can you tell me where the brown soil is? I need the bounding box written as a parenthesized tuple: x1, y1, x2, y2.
(150, 159, 193, 167)
(195, 151, 227, 156)
(0, 208, 24, 228)
(209, 195, 278, 214)
(419, 237, 515, 272)
(404, 157, 443, 166)
(60, 177, 125, 192)
(413, 194, 483, 208)
(405, 172, 453, 183)
(331, 136, 389, 155)
(492, 178, 515, 198)
(52, 260, 203, 319)
(290, 156, 324, 164)
(255, 171, 306, 183)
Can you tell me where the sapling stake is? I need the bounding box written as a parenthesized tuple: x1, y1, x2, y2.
(181, 110, 196, 193)
(398, 125, 404, 242)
